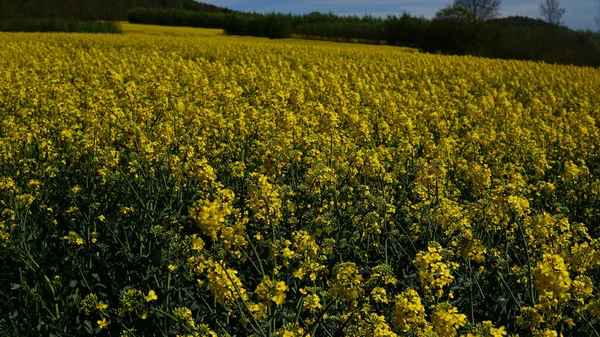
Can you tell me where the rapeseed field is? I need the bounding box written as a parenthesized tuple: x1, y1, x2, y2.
(1, 25, 600, 336)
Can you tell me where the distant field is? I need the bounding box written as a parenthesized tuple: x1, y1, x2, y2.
(121, 22, 223, 36)
(1, 27, 600, 337)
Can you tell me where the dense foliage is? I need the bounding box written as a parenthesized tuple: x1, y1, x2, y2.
(0, 0, 231, 21)
(128, 8, 600, 67)
(0, 19, 121, 33)
(127, 8, 229, 30)
(473, 17, 600, 67)
(1, 29, 600, 336)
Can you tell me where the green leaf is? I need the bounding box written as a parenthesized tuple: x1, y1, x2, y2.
(83, 320, 93, 334)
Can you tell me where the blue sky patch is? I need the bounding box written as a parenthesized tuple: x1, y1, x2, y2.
(202, 0, 598, 30)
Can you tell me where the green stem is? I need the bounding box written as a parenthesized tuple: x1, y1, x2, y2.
(516, 218, 536, 306)
(209, 256, 267, 337)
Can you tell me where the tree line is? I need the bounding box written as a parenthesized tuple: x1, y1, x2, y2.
(0, 18, 121, 33)
(0, 0, 230, 21)
(128, 7, 600, 67)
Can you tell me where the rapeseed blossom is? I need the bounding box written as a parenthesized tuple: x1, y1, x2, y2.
(431, 302, 467, 337)
(330, 262, 363, 301)
(393, 289, 428, 332)
(1, 28, 600, 337)
(145, 290, 158, 302)
(255, 276, 288, 305)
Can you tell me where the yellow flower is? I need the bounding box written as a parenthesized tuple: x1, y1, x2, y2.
(141, 311, 148, 319)
(490, 325, 507, 337)
(274, 323, 307, 337)
(393, 289, 428, 332)
(414, 243, 457, 299)
(97, 318, 108, 329)
(516, 306, 544, 329)
(533, 329, 559, 337)
(192, 237, 205, 251)
(293, 267, 305, 280)
(533, 254, 571, 297)
(120, 289, 143, 312)
(97, 301, 109, 310)
(431, 302, 467, 337)
(255, 276, 288, 305)
(120, 206, 134, 214)
(302, 293, 322, 313)
(145, 290, 158, 302)
(204, 258, 248, 304)
(64, 231, 85, 246)
(173, 307, 197, 329)
(282, 247, 295, 259)
(329, 262, 363, 301)
(371, 287, 389, 304)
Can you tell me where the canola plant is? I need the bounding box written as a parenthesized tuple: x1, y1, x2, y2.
(1, 30, 600, 337)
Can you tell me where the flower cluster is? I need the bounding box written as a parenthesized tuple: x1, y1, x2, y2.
(414, 243, 458, 299)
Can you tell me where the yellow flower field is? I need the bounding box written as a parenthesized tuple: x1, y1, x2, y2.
(1, 25, 600, 336)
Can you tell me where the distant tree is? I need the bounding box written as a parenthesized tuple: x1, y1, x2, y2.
(593, 1, 600, 50)
(539, 0, 566, 25)
(435, 5, 477, 22)
(453, 0, 501, 21)
(427, 5, 480, 54)
(596, 1, 600, 30)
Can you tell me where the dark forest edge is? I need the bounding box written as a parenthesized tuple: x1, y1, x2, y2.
(0, 19, 121, 33)
(0, 0, 232, 21)
(128, 7, 600, 68)
(0, 0, 227, 34)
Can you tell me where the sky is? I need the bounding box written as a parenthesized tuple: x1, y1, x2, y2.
(200, 0, 599, 31)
